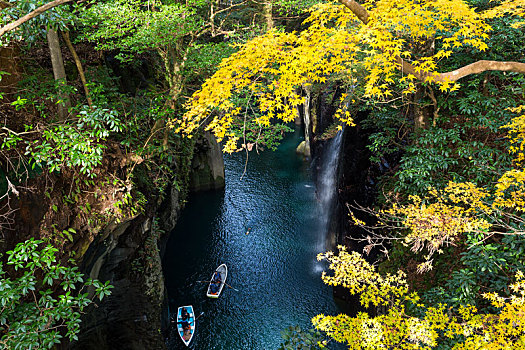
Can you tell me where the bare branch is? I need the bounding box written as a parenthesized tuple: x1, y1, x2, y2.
(6, 176, 19, 196)
(398, 57, 525, 82)
(338, 0, 525, 83)
(440, 60, 525, 81)
(0, 0, 73, 37)
(339, 0, 369, 24)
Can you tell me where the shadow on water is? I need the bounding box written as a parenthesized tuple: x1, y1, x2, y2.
(163, 128, 344, 349)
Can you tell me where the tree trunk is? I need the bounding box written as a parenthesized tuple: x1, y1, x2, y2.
(61, 30, 93, 108)
(263, 0, 273, 30)
(148, 47, 185, 150)
(46, 28, 70, 120)
(411, 84, 431, 131)
(302, 85, 312, 157)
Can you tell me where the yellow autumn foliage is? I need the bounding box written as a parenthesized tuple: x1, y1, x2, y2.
(318, 246, 412, 308)
(483, 0, 525, 19)
(385, 185, 492, 256)
(314, 247, 525, 349)
(316, 106, 525, 347)
(176, 0, 516, 152)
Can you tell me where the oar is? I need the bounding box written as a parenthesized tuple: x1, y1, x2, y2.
(224, 282, 239, 291)
(175, 311, 205, 325)
(196, 280, 239, 291)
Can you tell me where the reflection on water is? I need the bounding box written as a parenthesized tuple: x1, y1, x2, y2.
(163, 128, 341, 349)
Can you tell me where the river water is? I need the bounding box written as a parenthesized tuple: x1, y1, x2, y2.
(163, 128, 342, 349)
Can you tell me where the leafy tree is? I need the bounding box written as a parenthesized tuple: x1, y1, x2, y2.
(314, 105, 525, 348)
(279, 325, 328, 349)
(313, 246, 525, 349)
(80, 0, 258, 151)
(0, 239, 112, 349)
(81, 0, 203, 105)
(179, 0, 525, 151)
(2, 104, 123, 178)
(1, 0, 81, 118)
(0, 0, 73, 39)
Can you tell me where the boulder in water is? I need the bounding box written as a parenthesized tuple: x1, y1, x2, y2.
(296, 140, 311, 157)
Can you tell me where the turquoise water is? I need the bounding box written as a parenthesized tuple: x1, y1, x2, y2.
(163, 128, 342, 349)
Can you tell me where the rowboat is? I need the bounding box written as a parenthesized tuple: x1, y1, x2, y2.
(176, 305, 195, 346)
(206, 263, 228, 298)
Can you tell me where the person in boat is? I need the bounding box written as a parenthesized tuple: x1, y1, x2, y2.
(180, 307, 189, 321)
(177, 310, 191, 333)
(210, 281, 220, 294)
(181, 321, 192, 340)
(210, 271, 222, 294)
(179, 320, 190, 329)
(212, 271, 222, 284)
(177, 319, 192, 340)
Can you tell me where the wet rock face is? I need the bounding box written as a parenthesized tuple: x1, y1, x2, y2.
(188, 131, 225, 192)
(71, 182, 184, 350)
(308, 92, 376, 251)
(159, 185, 181, 233)
(72, 216, 169, 350)
(336, 116, 376, 247)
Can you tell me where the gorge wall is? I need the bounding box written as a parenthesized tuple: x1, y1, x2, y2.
(71, 132, 225, 349)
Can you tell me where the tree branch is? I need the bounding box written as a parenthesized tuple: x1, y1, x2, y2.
(398, 56, 525, 83)
(0, 0, 14, 9)
(338, 0, 525, 83)
(61, 30, 93, 108)
(0, 0, 73, 37)
(339, 0, 369, 24)
(439, 60, 525, 81)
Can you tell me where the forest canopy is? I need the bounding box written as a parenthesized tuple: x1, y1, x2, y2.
(178, 0, 525, 152)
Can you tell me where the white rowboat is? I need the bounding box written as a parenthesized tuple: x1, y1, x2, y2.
(206, 264, 228, 298)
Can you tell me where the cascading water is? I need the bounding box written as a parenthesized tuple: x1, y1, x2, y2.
(315, 130, 344, 257)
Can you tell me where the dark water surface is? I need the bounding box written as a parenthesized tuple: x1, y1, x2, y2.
(163, 129, 341, 349)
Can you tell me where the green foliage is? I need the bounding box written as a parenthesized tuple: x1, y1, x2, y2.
(279, 325, 328, 350)
(362, 106, 407, 163)
(183, 42, 238, 87)
(422, 233, 525, 310)
(131, 217, 164, 275)
(274, 0, 322, 16)
(24, 105, 123, 177)
(396, 127, 462, 194)
(84, 66, 123, 108)
(116, 91, 169, 149)
(80, 0, 203, 62)
(386, 75, 521, 196)
(0, 239, 112, 349)
(15, 69, 77, 119)
(112, 190, 146, 220)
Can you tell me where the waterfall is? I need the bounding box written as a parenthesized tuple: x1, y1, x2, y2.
(315, 130, 344, 256)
